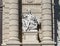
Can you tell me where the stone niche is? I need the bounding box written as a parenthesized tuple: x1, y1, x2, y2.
(22, 10, 40, 45)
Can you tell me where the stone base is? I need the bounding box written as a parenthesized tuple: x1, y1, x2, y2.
(6, 39, 21, 46)
(22, 44, 40, 46)
(40, 41, 56, 46)
(22, 30, 39, 43)
(1, 43, 7, 46)
(7, 44, 20, 46)
(22, 43, 41, 46)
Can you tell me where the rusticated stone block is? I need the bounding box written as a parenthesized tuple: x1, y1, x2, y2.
(9, 15, 18, 20)
(42, 31, 51, 37)
(9, 9, 18, 14)
(9, 0, 18, 3)
(42, 9, 51, 14)
(9, 25, 18, 31)
(42, 15, 51, 19)
(42, 0, 51, 3)
(42, 25, 52, 31)
(42, 4, 51, 9)
(10, 4, 18, 9)
(9, 20, 18, 25)
(42, 20, 51, 25)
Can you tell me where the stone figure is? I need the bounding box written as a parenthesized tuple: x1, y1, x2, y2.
(22, 10, 38, 31)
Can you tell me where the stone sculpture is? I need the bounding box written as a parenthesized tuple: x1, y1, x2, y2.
(22, 10, 38, 31)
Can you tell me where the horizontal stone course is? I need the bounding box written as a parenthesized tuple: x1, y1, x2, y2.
(3, 8, 9, 12)
(22, 0, 42, 4)
(9, 15, 18, 19)
(42, 20, 51, 24)
(42, 31, 52, 37)
(42, 37, 52, 41)
(42, 9, 51, 14)
(42, 0, 51, 3)
(3, 16, 9, 19)
(22, 5, 41, 13)
(9, 0, 18, 3)
(9, 4, 18, 8)
(42, 4, 51, 9)
(9, 11, 18, 15)
(42, 17, 51, 20)
(42, 25, 52, 31)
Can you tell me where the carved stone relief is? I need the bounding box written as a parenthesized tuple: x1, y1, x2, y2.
(22, 10, 38, 32)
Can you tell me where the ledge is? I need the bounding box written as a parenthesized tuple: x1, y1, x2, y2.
(22, 3, 41, 5)
(22, 30, 38, 33)
(6, 41, 56, 45)
(40, 41, 56, 45)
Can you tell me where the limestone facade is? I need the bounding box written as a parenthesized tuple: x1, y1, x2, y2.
(1, 0, 56, 46)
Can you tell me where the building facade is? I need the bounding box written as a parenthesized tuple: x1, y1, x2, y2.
(0, 0, 60, 46)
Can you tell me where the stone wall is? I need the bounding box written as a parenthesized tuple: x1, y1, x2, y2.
(2, 0, 56, 46)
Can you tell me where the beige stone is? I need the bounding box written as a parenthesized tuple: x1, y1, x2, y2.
(42, 20, 51, 25)
(42, 26, 52, 31)
(22, 31, 39, 43)
(9, 9, 18, 14)
(42, 9, 51, 14)
(42, 4, 51, 9)
(42, 15, 51, 19)
(22, 0, 42, 4)
(10, 4, 18, 9)
(42, 31, 52, 37)
(2, 0, 56, 46)
(22, 5, 41, 13)
(42, 0, 51, 3)
(9, 0, 18, 3)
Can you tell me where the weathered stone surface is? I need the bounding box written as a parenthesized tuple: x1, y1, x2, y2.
(42, 4, 51, 8)
(41, 0, 55, 46)
(42, 0, 51, 3)
(22, 5, 41, 13)
(22, 45, 40, 46)
(9, 0, 18, 3)
(2, 0, 56, 46)
(2, 0, 10, 45)
(22, 0, 42, 4)
(42, 31, 51, 37)
(42, 20, 51, 25)
(42, 26, 52, 31)
(22, 31, 39, 45)
(42, 15, 51, 19)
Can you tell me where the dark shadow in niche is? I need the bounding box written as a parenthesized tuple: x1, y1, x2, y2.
(37, 23, 41, 42)
(54, 0, 60, 46)
(18, 0, 22, 46)
(0, 0, 2, 45)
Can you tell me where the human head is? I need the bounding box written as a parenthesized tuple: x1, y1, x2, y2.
(27, 9, 32, 15)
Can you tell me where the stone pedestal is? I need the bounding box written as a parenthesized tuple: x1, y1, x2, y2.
(22, 30, 40, 46)
(22, 30, 39, 43)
